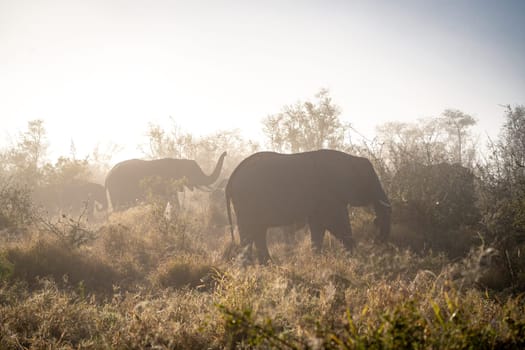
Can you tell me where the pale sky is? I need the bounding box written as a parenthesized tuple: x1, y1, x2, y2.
(1, 0, 524, 163)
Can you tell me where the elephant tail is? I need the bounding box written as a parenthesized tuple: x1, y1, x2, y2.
(225, 183, 235, 243)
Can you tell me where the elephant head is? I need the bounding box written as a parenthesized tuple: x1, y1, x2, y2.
(105, 151, 227, 211)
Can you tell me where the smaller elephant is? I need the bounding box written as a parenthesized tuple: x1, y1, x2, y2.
(475, 247, 512, 290)
(105, 152, 227, 211)
(226, 149, 391, 264)
(33, 181, 107, 221)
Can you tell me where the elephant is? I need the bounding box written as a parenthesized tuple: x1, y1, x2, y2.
(33, 181, 107, 221)
(105, 152, 227, 211)
(393, 162, 479, 230)
(225, 149, 391, 264)
(391, 162, 480, 257)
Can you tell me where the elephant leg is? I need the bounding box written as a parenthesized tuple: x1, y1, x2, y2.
(237, 220, 252, 247)
(252, 227, 271, 264)
(327, 207, 354, 251)
(237, 219, 257, 264)
(308, 218, 325, 253)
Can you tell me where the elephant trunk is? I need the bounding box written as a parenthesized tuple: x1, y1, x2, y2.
(200, 152, 227, 186)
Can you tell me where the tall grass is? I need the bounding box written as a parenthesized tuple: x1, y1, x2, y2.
(0, 202, 524, 349)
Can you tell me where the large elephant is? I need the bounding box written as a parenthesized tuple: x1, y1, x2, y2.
(33, 181, 107, 220)
(225, 150, 391, 264)
(105, 152, 227, 211)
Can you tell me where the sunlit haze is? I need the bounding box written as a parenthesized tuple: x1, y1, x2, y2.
(1, 0, 524, 162)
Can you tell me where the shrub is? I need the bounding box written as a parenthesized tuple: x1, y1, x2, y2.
(154, 257, 220, 291)
(5, 238, 119, 295)
(0, 180, 34, 235)
(0, 253, 13, 281)
(37, 213, 97, 248)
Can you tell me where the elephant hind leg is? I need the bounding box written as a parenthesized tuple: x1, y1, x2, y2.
(237, 221, 270, 265)
(236, 221, 253, 264)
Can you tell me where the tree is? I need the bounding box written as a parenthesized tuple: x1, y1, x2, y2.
(141, 118, 259, 178)
(41, 157, 92, 186)
(480, 105, 525, 240)
(497, 105, 525, 182)
(2, 120, 49, 187)
(375, 119, 449, 171)
(475, 105, 525, 290)
(141, 119, 196, 160)
(262, 89, 350, 152)
(191, 130, 259, 176)
(438, 109, 477, 166)
(375, 110, 477, 173)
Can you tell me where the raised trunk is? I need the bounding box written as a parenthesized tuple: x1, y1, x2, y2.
(199, 152, 227, 186)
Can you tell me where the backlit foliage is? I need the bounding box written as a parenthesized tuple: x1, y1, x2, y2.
(263, 89, 350, 152)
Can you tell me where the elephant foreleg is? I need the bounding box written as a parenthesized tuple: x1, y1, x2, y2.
(237, 220, 251, 247)
(328, 207, 354, 251)
(308, 219, 325, 253)
(254, 229, 271, 264)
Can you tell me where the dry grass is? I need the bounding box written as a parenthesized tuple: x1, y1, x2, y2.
(0, 202, 524, 349)
(5, 237, 119, 295)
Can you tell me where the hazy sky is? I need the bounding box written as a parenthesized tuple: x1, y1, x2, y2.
(1, 0, 524, 162)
